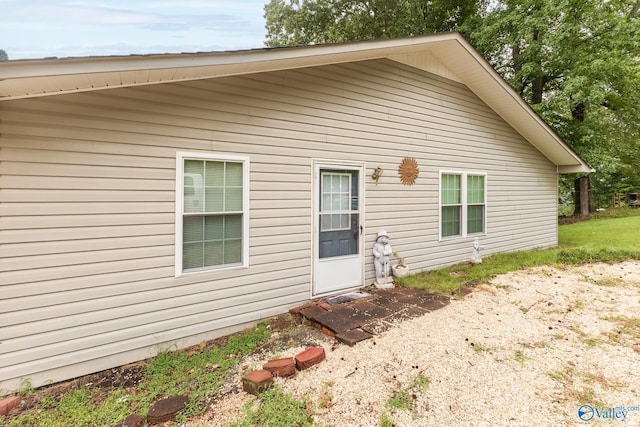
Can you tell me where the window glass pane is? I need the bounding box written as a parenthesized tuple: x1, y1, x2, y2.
(204, 241, 224, 266)
(340, 175, 349, 193)
(340, 213, 349, 229)
(322, 172, 352, 214)
(442, 206, 461, 237)
(331, 175, 341, 192)
(331, 213, 341, 229)
(183, 216, 203, 242)
(323, 174, 331, 192)
(340, 194, 349, 210)
(184, 160, 204, 213)
(322, 194, 331, 211)
(441, 174, 461, 205)
(184, 214, 243, 269)
(225, 187, 243, 211)
(468, 205, 485, 234)
(224, 239, 242, 264)
(331, 194, 342, 211)
(204, 161, 224, 187)
(205, 187, 224, 211)
(225, 215, 242, 238)
(225, 162, 243, 186)
(318, 170, 359, 258)
(204, 216, 224, 240)
(321, 213, 331, 230)
(183, 242, 203, 270)
(185, 160, 204, 176)
(467, 175, 485, 204)
(181, 156, 246, 272)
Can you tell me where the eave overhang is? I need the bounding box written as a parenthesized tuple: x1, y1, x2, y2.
(0, 32, 592, 173)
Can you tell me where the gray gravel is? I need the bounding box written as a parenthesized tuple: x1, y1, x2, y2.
(191, 261, 640, 427)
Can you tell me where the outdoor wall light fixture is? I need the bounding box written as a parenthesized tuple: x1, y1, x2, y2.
(372, 166, 383, 183)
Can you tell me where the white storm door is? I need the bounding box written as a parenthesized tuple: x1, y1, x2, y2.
(313, 164, 363, 295)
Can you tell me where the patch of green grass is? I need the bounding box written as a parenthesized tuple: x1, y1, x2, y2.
(409, 374, 430, 393)
(605, 315, 640, 345)
(560, 211, 640, 250)
(547, 367, 606, 407)
(3, 388, 133, 427)
(386, 389, 414, 412)
(379, 411, 396, 427)
(396, 249, 556, 295)
(317, 381, 334, 409)
(471, 342, 490, 354)
(581, 337, 601, 347)
(595, 277, 630, 287)
(568, 325, 601, 348)
(397, 213, 640, 295)
(137, 322, 272, 422)
(232, 386, 313, 427)
(381, 374, 429, 422)
(513, 350, 530, 365)
(4, 322, 272, 427)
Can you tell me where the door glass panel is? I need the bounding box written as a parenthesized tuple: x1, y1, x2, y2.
(319, 169, 359, 259)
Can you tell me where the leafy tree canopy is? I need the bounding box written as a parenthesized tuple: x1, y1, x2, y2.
(264, 0, 640, 208)
(264, 0, 485, 46)
(463, 0, 640, 203)
(0, 49, 8, 61)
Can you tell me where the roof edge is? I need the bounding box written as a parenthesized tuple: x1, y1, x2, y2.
(0, 33, 591, 172)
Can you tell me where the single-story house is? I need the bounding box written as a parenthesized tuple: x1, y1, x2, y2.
(0, 32, 591, 393)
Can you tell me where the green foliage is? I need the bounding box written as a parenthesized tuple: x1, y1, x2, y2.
(0, 49, 8, 61)
(396, 248, 556, 294)
(398, 213, 640, 295)
(265, 0, 640, 208)
(264, 0, 484, 47)
(463, 0, 640, 203)
(4, 323, 272, 427)
(472, 342, 491, 354)
(138, 322, 271, 420)
(386, 389, 414, 411)
(559, 213, 640, 251)
(410, 374, 430, 393)
(3, 388, 132, 427)
(232, 386, 313, 427)
(379, 411, 396, 427)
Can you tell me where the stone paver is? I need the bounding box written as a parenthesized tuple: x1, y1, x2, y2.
(290, 286, 450, 344)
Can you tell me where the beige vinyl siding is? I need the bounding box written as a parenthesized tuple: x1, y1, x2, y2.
(0, 58, 558, 392)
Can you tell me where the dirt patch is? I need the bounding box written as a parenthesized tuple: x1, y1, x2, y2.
(6, 363, 147, 419)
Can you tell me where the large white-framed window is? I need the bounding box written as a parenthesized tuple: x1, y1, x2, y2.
(175, 152, 249, 276)
(440, 170, 486, 239)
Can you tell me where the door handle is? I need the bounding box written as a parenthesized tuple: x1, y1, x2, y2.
(360, 225, 363, 235)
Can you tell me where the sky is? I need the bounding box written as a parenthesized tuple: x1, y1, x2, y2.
(1, 0, 269, 60)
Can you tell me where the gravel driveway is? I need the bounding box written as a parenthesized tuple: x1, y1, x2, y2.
(192, 261, 640, 426)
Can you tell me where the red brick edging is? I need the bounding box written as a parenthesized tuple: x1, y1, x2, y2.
(242, 347, 326, 395)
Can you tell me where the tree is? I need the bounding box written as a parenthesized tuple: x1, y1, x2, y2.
(463, 0, 640, 215)
(0, 49, 8, 61)
(264, 0, 485, 47)
(264, 0, 640, 216)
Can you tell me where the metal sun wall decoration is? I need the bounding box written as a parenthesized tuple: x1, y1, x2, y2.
(398, 157, 419, 185)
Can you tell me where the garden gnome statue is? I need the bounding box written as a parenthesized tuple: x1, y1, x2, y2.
(471, 237, 484, 264)
(373, 230, 393, 287)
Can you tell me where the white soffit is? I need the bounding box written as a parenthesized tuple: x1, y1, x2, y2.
(0, 33, 591, 172)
